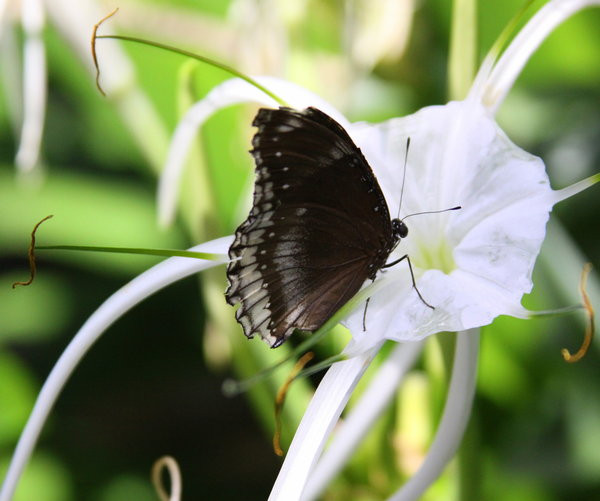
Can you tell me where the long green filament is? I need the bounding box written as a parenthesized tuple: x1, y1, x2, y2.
(11, 215, 225, 290)
(36, 245, 223, 262)
(92, 8, 287, 105)
(96, 34, 288, 107)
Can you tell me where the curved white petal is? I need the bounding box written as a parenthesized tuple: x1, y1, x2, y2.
(0, 236, 231, 501)
(15, 0, 45, 173)
(480, 0, 600, 113)
(387, 330, 479, 501)
(345, 100, 551, 344)
(303, 340, 424, 501)
(268, 341, 383, 501)
(158, 76, 349, 227)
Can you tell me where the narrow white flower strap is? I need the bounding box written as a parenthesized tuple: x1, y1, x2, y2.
(268, 342, 383, 501)
(15, 0, 46, 172)
(479, 0, 600, 113)
(0, 237, 231, 501)
(158, 76, 349, 227)
(303, 341, 425, 501)
(387, 330, 479, 501)
(157, 78, 278, 227)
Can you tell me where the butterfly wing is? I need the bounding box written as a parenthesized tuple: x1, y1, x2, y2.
(226, 107, 396, 347)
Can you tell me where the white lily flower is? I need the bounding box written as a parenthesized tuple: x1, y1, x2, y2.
(154, 1, 599, 500)
(2, 1, 599, 500)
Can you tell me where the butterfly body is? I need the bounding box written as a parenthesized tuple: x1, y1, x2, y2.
(226, 107, 406, 347)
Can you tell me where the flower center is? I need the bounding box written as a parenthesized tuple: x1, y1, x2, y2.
(414, 238, 456, 275)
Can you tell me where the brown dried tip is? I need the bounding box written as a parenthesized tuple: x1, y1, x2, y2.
(91, 7, 119, 97)
(12, 215, 53, 289)
(273, 351, 315, 457)
(562, 263, 595, 363)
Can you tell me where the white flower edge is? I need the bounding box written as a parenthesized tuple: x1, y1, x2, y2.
(0, 236, 231, 501)
(302, 340, 425, 501)
(157, 76, 351, 227)
(345, 97, 597, 353)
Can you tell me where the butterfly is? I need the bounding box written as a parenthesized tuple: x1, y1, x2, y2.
(225, 106, 425, 348)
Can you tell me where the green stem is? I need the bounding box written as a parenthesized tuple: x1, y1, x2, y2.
(36, 245, 224, 261)
(96, 35, 288, 106)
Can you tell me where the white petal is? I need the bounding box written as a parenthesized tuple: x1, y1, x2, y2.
(15, 0, 46, 173)
(480, 0, 600, 113)
(0, 237, 231, 501)
(158, 76, 349, 226)
(346, 100, 551, 342)
(303, 341, 424, 501)
(269, 341, 382, 501)
(387, 330, 479, 501)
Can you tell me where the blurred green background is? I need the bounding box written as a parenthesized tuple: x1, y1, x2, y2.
(1, 0, 599, 500)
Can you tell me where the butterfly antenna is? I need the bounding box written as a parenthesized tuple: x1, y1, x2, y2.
(402, 206, 461, 221)
(397, 137, 410, 219)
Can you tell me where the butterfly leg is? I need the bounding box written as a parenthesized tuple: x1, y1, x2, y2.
(362, 277, 377, 331)
(362, 297, 371, 331)
(383, 255, 434, 310)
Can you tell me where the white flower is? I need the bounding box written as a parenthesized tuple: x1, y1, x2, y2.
(146, 1, 599, 500)
(156, 69, 593, 353)
(2, 1, 599, 501)
(153, 1, 600, 499)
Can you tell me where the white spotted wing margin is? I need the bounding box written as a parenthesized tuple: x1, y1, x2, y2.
(225, 107, 399, 348)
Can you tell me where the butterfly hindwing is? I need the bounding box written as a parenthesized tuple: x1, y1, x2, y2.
(226, 107, 397, 347)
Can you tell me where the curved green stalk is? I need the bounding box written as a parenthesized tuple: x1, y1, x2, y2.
(96, 34, 288, 107)
(36, 245, 224, 261)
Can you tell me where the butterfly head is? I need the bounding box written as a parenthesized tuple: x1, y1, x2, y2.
(391, 218, 408, 240)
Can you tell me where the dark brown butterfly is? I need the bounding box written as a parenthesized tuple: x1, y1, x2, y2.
(225, 107, 412, 348)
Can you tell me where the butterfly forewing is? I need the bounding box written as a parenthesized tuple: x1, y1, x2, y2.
(226, 107, 397, 347)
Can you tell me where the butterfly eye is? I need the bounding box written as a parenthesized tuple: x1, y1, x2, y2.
(392, 219, 408, 239)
